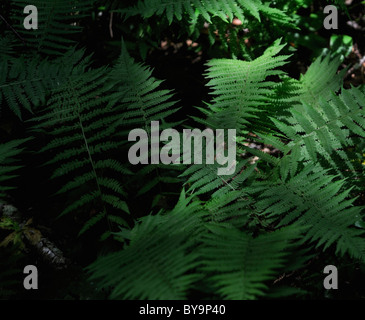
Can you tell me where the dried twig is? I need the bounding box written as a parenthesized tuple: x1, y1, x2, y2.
(0, 203, 69, 270)
(0, 14, 26, 45)
(109, 12, 114, 38)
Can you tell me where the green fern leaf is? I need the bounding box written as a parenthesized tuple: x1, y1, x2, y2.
(87, 191, 206, 299)
(0, 138, 31, 200)
(11, 0, 93, 55)
(204, 39, 291, 133)
(248, 164, 365, 261)
(201, 224, 302, 299)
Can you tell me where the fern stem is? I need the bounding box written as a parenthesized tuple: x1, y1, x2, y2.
(69, 84, 112, 232)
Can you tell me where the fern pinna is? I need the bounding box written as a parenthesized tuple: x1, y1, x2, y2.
(0, 139, 30, 201)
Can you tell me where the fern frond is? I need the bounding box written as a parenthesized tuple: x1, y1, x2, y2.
(0, 33, 17, 59)
(181, 158, 256, 197)
(108, 41, 183, 197)
(248, 164, 365, 261)
(201, 224, 302, 299)
(0, 48, 89, 118)
(109, 40, 179, 129)
(204, 190, 251, 228)
(119, 0, 293, 26)
(204, 39, 291, 133)
(31, 63, 130, 234)
(0, 138, 30, 200)
(293, 54, 345, 106)
(11, 0, 93, 55)
(265, 86, 365, 181)
(87, 190, 206, 299)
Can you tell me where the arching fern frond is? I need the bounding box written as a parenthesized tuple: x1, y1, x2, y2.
(264, 86, 365, 181)
(288, 54, 345, 107)
(269, 53, 345, 115)
(108, 40, 179, 129)
(86, 190, 206, 299)
(201, 224, 303, 299)
(0, 48, 90, 118)
(204, 39, 291, 133)
(31, 64, 131, 235)
(247, 164, 365, 262)
(108, 41, 183, 197)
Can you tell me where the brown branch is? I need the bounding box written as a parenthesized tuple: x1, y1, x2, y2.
(0, 203, 69, 270)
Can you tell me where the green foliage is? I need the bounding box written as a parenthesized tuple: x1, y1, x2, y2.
(288, 54, 345, 106)
(246, 163, 365, 260)
(108, 41, 183, 197)
(30, 51, 131, 236)
(116, 0, 300, 59)
(203, 39, 291, 133)
(11, 0, 93, 55)
(263, 85, 365, 185)
(0, 139, 30, 200)
(201, 224, 302, 299)
(87, 191, 305, 300)
(0, 48, 89, 118)
(108, 42, 179, 128)
(87, 192, 205, 299)
(119, 0, 293, 26)
(0, 0, 364, 300)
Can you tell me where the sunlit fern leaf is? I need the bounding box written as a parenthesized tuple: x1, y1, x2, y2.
(265, 86, 365, 181)
(283, 54, 345, 108)
(268, 54, 345, 121)
(247, 164, 365, 262)
(118, 0, 293, 26)
(259, 4, 298, 28)
(181, 158, 256, 197)
(201, 224, 302, 299)
(86, 190, 206, 299)
(204, 39, 291, 133)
